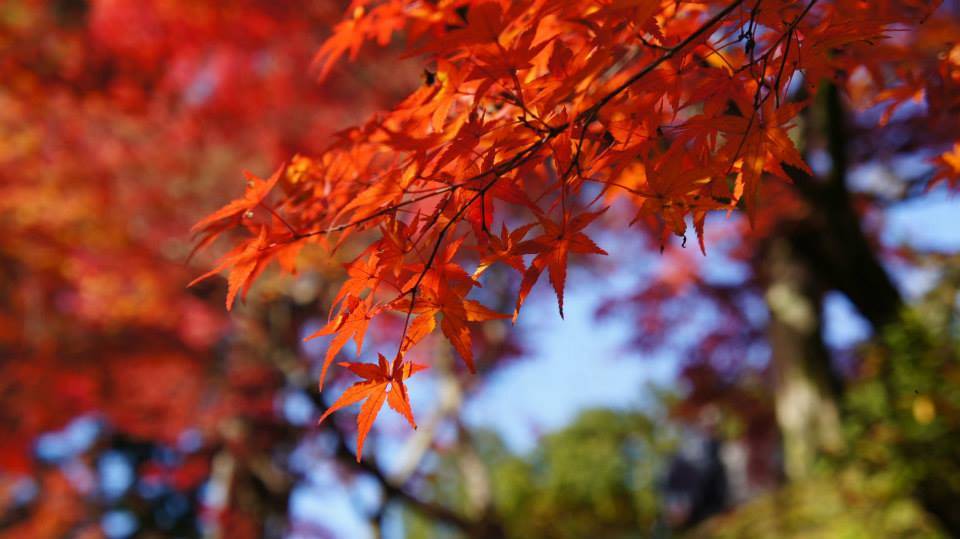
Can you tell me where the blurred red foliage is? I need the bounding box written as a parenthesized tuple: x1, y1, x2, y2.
(0, 1, 419, 535)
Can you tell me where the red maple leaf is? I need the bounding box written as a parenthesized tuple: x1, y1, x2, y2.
(192, 166, 283, 234)
(515, 209, 608, 319)
(317, 354, 428, 461)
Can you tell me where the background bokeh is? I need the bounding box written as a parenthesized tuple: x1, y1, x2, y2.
(2, 1, 959, 538)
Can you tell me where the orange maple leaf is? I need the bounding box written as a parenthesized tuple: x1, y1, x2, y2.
(317, 354, 427, 461)
(473, 223, 535, 278)
(437, 296, 509, 373)
(930, 141, 960, 190)
(515, 209, 608, 319)
(191, 166, 283, 233)
(306, 295, 375, 391)
(188, 226, 269, 310)
(391, 284, 509, 372)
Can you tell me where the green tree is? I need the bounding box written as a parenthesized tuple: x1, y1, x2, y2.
(404, 408, 676, 539)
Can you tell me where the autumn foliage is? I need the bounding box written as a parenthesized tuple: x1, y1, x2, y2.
(192, 0, 958, 458)
(0, 1, 417, 535)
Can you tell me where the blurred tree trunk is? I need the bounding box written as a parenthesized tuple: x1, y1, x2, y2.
(762, 230, 844, 480)
(763, 83, 902, 480)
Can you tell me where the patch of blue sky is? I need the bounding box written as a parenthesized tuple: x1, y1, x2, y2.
(884, 188, 960, 252)
(464, 265, 677, 454)
(35, 414, 100, 462)
(289, 480, 374, 539)
(101, 510, 138, 539)
(98, 451, 134, 500)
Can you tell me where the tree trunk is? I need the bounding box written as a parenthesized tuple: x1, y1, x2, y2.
(762, 231, 844, 480)
(762, 83, 901, 480)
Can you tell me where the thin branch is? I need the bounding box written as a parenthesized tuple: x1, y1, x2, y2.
(578, 0, 746, 122)
(326, 421, 477, 533)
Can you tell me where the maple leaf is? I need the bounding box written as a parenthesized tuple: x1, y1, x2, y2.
(930, 141, 960, 191)
(428, 60, 468, 132)
(423, 2, 508, 53)
(391, 274, 509, 372)
(188, 226, 270, 310)
(515, 209, 608, 320)
(404, 236, 478, 294)
(317, 354, 427, 461)
(310, 5, 407, 81)
(306, 296, 375, 391)
(333, 250, 385, 308)
(186, 165, 286, 267)
(473, 223, 535, 278)
(191, 166, 283, 234)
(717, 101, 810, 214)
(438, 296, 509, 373)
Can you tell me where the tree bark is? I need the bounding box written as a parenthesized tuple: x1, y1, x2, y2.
(762, 231, 844, 480)
(762, 83, 902, 480)
(784, 84, 902, 330)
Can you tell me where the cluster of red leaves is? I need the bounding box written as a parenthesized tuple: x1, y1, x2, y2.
(0, 0, 417, 490)
(193, 0, 949, 458)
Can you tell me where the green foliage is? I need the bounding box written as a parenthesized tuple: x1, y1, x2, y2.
(842, 268, 960, 526)
(495, 410, 673, 539)
(690, 268, 960, 539)
(687, 470, 943, 539)
(405, 409, 677, 539)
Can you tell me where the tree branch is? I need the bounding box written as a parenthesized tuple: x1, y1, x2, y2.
(783, 83, 902, 330)
(325, 420, 478, 534)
